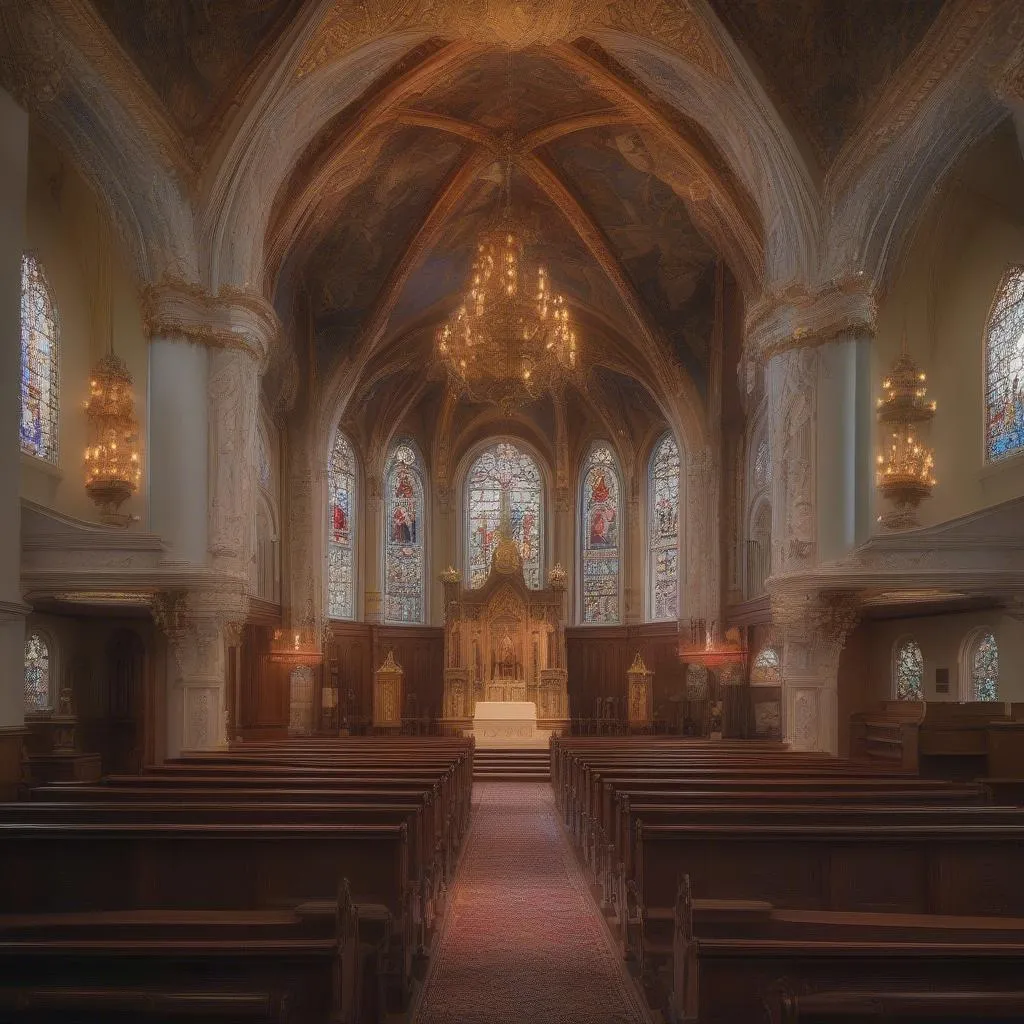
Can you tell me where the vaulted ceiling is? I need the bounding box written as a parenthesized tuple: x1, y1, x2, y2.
(83, 0, 960, 450)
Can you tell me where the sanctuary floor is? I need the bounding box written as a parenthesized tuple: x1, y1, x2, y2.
(412, 781, 652, 1024)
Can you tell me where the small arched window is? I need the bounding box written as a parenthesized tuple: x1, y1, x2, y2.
(893, 638, 924, 701)
(327, 428, 357, 620)
(968, 630, 999, 702)
(24, 632, 52, 712)
(384, 441, 426, 624)
(465, 441, 544, 589)
(579, 442, 622, 624)
(19, 254, 60, 463)
(750, 645, 781, 685)
(985, 267, 1024, 462)
(648, 433, 680, 621)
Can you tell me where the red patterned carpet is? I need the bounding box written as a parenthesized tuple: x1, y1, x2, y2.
(413, 781, 652, 1024)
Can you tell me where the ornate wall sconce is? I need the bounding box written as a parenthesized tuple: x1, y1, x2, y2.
(876, 343, 936, 529)
(83, 353, 141, 526)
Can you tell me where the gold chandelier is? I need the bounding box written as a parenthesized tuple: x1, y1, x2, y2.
(435, 49, 580, 412)
(876, 343, 936, 530)
(84, 353, 141, 526)
(436, 218, 579, 411)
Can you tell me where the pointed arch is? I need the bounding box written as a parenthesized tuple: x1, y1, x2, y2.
(647, 432, 681, 621)
(984, 266, 1024, 463)
(383, 439, 427, 624)
(464, 440, 545, 590)
(578, 441, 622, 625)
(19, 254, 60, 464)
(327, 427, 358, 620)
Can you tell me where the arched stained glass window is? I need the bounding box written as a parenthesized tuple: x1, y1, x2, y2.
(648, 433, 680, 621)
(579, 443, 621, 624)
(327, 429, 357, 619)
(985, 268, 1024, 462)
(753, 435, 771, 489)
(750, 645, 781, 685)
(894, 639, 924, 701)
(384, 441, 426, 624)
(970, 631, 999, 702)
(466, 441, 544, 589)
(19, 254, 60, 463)
(24, 632, 51, 712)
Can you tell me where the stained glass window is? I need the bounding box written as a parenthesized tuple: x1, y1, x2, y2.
(970, 631, 999, 702)
(384, 441, 426, 624)
(19, 254, 59, 463)
(753, 435, 771, 489)
(580, 443, 621, 624)
(327, 429, 356, 619)
(894, 639, 923, 700)
(648, 433, 680, 620)
(985, 268, 1024, 461)
(466, 441, 544, 589)
(750, 645, 781, 685)
(24, 632, 51, 712)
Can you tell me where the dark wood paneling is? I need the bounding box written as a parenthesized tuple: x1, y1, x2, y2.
(566, 622, 683, 721)
(326, 622, 374, 721)
(240, 624, 285, 730)
(373, 626, 444, 719)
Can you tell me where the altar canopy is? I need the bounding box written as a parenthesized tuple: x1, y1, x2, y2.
(441, 491, 569, 734)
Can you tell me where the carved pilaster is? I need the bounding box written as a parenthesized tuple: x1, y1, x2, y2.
(770, 589, 861, 753)
(684, 446, 720, 623)
(767, 347, 818, 573)
(152, 589, 249, 752)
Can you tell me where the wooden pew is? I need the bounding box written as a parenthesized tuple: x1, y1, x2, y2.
(670, 879, 1024, 1022)
(765, 989, 1024, 1022)
(0, 883, 356, 1024)
(627, 819, 1024, 968)
(0, 821, 414, 1010)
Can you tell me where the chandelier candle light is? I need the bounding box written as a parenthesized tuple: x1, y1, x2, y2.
(435, 49, 580, 412)
(876, 340, 937, 530)
(84, 353, 141, 526)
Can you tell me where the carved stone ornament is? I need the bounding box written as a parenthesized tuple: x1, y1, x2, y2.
(0, 2, 65, 109)
(142, 280, 280, 367)
(745, 279, 877, 362)
(298, 0, 610, 76)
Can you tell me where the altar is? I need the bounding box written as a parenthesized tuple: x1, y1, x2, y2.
(471, 701, 550, 748)
(439, 489, 569, 744)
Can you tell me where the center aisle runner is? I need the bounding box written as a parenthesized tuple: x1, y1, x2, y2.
(413, 781, 652, 1024)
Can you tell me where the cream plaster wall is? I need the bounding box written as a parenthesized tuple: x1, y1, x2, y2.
(19, 128, 148, 528)
(845, 609, 1024, 708)
(873, 121, 1024, 529)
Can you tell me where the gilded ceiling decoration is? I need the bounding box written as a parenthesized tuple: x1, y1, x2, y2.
(705, 0, 949, 164)
(92, 0, 304, 134)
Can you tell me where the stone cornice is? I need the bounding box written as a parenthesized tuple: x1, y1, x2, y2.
(142, 280, 281, 365)
(744, 277, 877, 361)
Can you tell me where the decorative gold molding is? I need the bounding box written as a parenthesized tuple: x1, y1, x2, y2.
(745, 277, 877, 361)
(142, 279, 281, 361)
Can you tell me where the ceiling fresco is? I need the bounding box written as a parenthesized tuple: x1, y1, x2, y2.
(705, 0, 949, 163)
(305, 127, 467, 364)
(92, 0, 303, 135)
(413, 47, 617, 134)
(544, 127, 717, 379)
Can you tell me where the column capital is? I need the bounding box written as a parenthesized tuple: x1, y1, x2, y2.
(142, 279, 280, 367)
(745, 277, 877, 362)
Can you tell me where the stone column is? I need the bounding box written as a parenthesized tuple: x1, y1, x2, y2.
(771, 590, 860, 753)
(0, 87, 29, 795)
(153, 590, 249, 754)
(363, 473, 383, 623)
(749, 280, 877, 753)
(144, 286, 279, 754)
(684, 447, 721, 625)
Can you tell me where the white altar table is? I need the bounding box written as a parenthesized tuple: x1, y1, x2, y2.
(471, 701, 551, 749)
